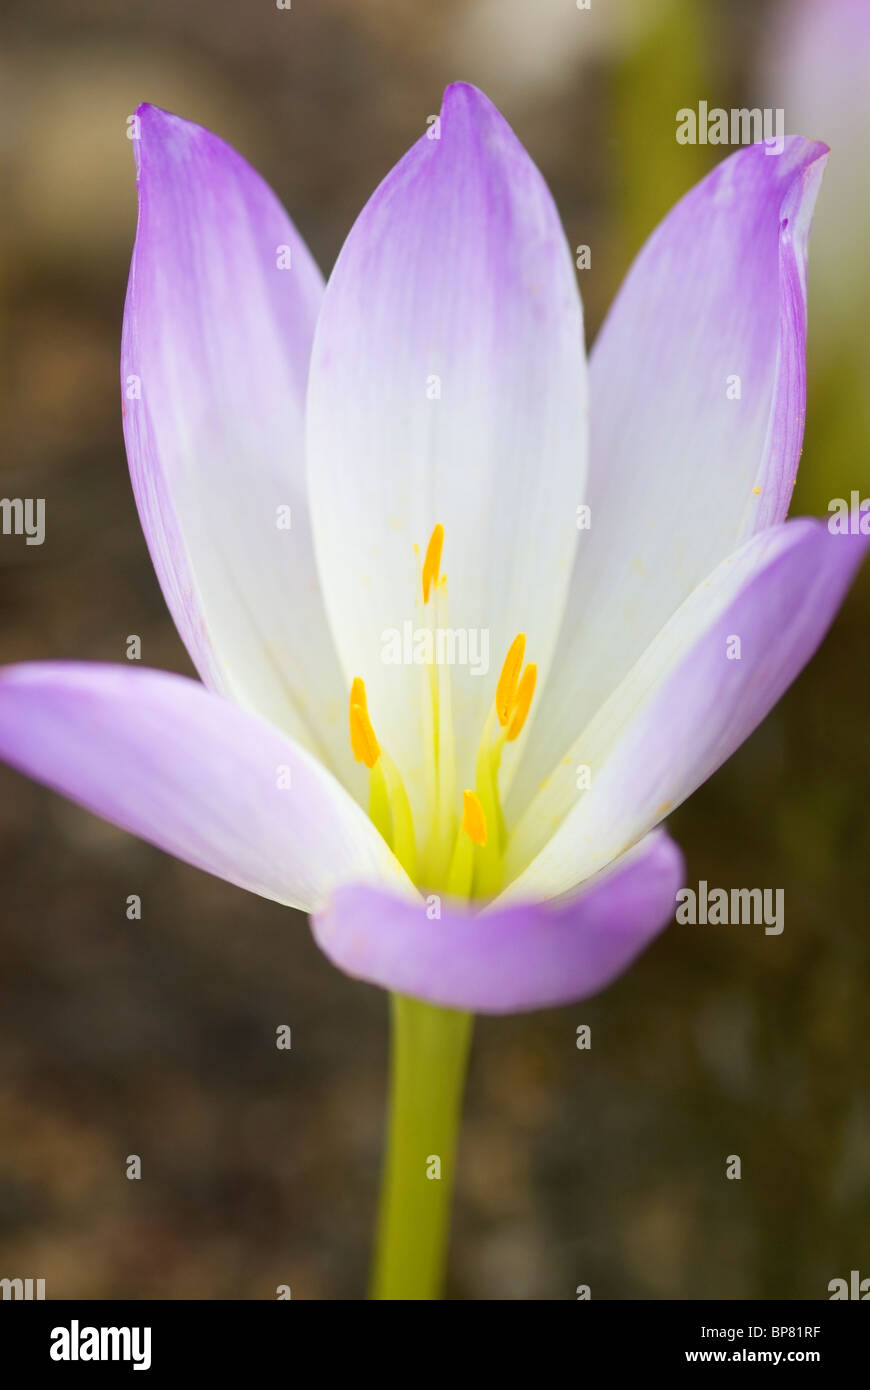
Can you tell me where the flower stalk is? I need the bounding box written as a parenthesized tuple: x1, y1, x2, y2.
(371, 994, 473, 1300)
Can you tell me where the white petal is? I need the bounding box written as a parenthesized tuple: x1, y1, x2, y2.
(306, 83, 587, 817)
(504, 521, 867, 899)
(123, 105, 356, 786)
(511, 138, 827, 815)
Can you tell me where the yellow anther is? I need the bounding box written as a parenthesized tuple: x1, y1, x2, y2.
(461, 789, 487, 847)
(422, 523, 444, 604)
(349, 679, 380, 768)
(506, 664, 537, 741)
(496, 633, 526, 726)
(350, 704, 380, 769)
(352, 675, 369, 707)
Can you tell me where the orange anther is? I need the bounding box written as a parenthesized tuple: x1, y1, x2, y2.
(506, 664, 537, 741)
(461, 789, 487, 847)
(422, 523, 444, 604)
(496, 633, 526, 726)
(349, 679, 380, 768)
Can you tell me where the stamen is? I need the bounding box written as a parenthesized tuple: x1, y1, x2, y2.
(473, 706, 503, 899)
(349, 676, 370, 725)
(468, 648, 536, 899)
(506, 664, 537, 741)
(447, 788, 485, 897)
(461, 789, 487, 847)
(419, 526, 457, 887)
(422, 522, 444, 604)
(496, 634, 526, 726)
(382, 754, 417, 882)
(350, 541, 536, 901)
(367, 759, 392, 847)
(350, 704, 380, 769)
(348, 676, 417, 881)
(349, 678, 380, 768)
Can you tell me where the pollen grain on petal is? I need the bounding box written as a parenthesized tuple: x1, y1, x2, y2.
(461, 789, 487, 847)
(496, 633, 526, 726)
(506, 663, 537, 741)
(422, 523, 445, 604)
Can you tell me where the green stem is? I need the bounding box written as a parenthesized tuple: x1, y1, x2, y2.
(370, 993, 473, 1300)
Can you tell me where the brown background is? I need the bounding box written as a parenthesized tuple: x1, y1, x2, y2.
(1, 0, 867, 1298)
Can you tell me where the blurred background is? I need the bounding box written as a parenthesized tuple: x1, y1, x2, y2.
(1, 0, 868, 1299)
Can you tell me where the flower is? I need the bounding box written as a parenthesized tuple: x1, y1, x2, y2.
(0, 84, 865, 1015)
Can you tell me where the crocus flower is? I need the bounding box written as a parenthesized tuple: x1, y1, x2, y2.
(0, 81, 863, 1008)
(0, 83, 865, 1300)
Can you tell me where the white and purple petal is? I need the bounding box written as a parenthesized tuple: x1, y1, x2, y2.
(514, 137, 828, 813)
(123, 105, 354, 783)
(507, 520, 868, 898)
(313, 830, 683, 1013)
(0, 663, 408, 912)
(306, 81, 588, 819)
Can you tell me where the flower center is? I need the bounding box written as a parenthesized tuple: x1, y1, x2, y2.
(348, 524, 536, 901)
